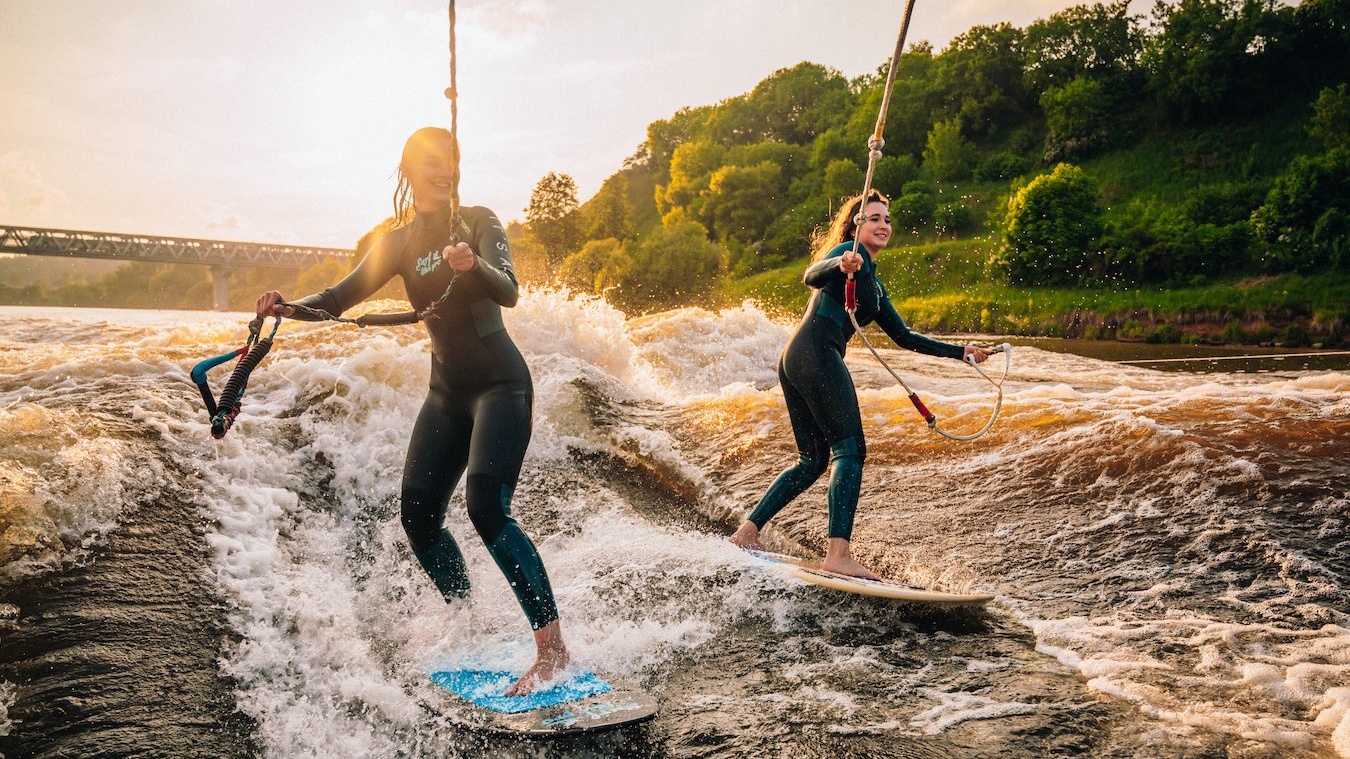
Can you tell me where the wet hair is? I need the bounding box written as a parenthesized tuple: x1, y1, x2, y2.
(390, 127, 460, 229)
(811, 189, 889, 261)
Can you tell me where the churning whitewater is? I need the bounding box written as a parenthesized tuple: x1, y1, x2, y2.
(0, 293, 1346, 759)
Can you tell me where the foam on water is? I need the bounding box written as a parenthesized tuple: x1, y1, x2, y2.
(2, 301, 1347, 757)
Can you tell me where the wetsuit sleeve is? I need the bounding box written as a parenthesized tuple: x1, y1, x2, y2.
(465, 209, 519, 308)
(803, 248, 847, 288)
(286, 232, 403, 320)
(874, 279, 965, 360)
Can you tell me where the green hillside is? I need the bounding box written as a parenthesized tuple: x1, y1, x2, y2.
(526, 0, 1349, 347)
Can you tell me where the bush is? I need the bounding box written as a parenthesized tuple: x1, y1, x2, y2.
(935, 202, 975, 237)
(557, 238, 631, 294)
(1284, 323, 1311, 348)
(1221, 320, 1248, 344)
(1252, 147, 1350, 273)
(973, 152, 1030, 182)
(892, 191, 937, 235)
(1001, 163, 1105, 285)
(1146, 323, 1182, 343)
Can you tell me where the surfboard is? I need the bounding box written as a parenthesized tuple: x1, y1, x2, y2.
(746, 549, 994, 605)
(428, 667, 658, 737)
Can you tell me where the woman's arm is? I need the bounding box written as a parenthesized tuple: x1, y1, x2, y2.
(461, 208, 519, 307)
(872, 279, 965, 360)
(803, 244, 863, 288)
(286, 231, 403, 319)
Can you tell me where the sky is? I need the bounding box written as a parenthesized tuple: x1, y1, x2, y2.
(1, 1, 1151, 249)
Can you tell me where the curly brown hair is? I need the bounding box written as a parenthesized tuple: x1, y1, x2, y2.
(810, 189, 889, 261)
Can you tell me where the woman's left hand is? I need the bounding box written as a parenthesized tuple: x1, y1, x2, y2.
(443, 242, 478, 272)
(963, 345, 990, 364)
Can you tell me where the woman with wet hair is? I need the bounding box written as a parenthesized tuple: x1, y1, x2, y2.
(255, 126, 567, 695)
(729, 189, 989, 578)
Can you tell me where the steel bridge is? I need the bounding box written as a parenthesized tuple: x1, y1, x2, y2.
(0, 224, 353, 310)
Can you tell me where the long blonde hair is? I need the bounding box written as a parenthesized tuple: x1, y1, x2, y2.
(811, 189, 889, 261)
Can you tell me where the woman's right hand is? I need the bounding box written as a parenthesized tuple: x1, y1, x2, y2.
(255, 290, 294, 318)
(839, 251, 863, 274)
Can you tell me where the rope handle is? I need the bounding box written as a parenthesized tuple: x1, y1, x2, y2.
(189, 316, 280, 439)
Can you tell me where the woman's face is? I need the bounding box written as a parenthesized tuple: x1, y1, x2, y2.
(405, 136, 458, 212)
(854, 201, 892, 254)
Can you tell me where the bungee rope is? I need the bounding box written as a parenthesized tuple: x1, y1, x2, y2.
(190, 1, 467, 438)
(844, 0, 1010, 442)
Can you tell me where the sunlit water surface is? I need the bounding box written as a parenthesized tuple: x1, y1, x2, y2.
(0, 299, 1346, 759)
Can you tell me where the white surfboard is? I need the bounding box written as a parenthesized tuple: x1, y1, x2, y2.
(747, 549, 994, 605)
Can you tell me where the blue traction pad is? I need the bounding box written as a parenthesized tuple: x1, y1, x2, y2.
(430, 669, 612, 714)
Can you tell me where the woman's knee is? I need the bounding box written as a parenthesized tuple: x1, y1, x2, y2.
(400, 488, 445, 552)
(465, 473, 512, 544)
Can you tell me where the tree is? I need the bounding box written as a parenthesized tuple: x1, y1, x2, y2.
(1022, 1, 1144, 93)
(822, 159, 864, 206)
(1309, 83, 1350, 150)
(585, 175, 635, 242)
(706, 161, 784, 247)
(618, 215, 724, 311)
(935, 23, 1032, 135)
(922, 117, 972, 182)
(1141, 0, 1287, 122)
(872, 155, 920, 198)
(872, 43, 942, 160)
(1002, 163, 1104, 285)
(557, 238, 632, 295)
(644, 105, 713, 176)
(1040, 76, 1115, 161)
(526, 172, 584, 271)
(716, 62, 855, 146)
(662, 140, 726, 211)
(1251, 147, 1350, 273)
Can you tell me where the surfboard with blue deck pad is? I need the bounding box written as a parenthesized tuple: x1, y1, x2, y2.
(428, 667, 658, 736)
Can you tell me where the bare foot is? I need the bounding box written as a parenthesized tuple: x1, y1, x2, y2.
(504, 620, 570, 696)
(821, 537, 883, 580)
(728, 520, 764, 550)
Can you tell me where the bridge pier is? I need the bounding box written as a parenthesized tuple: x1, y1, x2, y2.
(209, 265, 230, 311)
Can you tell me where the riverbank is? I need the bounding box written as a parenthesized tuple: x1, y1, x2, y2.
(721, 242, 1348, 349)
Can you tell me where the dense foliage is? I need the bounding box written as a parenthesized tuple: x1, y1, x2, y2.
(519, 0, 1347, 313)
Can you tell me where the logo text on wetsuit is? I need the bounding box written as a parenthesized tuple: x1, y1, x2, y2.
(416, 250, 442, 277)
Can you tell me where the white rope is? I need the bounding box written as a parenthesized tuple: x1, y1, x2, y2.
(1118, 350, 1350, 364)
(852, 322, 1011, 441)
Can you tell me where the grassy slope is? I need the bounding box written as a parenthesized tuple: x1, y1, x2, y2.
(715, 106, 1347, 346)
(719, 235, 1348, 344)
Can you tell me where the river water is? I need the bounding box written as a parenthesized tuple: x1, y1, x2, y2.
(1, 298, 1346, 759)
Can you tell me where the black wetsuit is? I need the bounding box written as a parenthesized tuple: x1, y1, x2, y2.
(289, 204, 558, 630)
(746, 241, 965, 541)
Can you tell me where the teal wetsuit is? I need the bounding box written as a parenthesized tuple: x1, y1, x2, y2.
(746, 241, 965, 540)
(289, 204, 558, 630)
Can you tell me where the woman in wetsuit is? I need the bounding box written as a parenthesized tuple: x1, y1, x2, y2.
(728, 190, 989, 578)
(255, 127, 566, 695)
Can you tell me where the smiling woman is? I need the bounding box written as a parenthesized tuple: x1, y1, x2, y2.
(728, 188, 991, 578)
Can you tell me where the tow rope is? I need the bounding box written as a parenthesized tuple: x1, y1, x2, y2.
(843, 0, 1009, 441)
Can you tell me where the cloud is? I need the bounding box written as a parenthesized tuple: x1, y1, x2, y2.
(0, 152, 74, 223)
